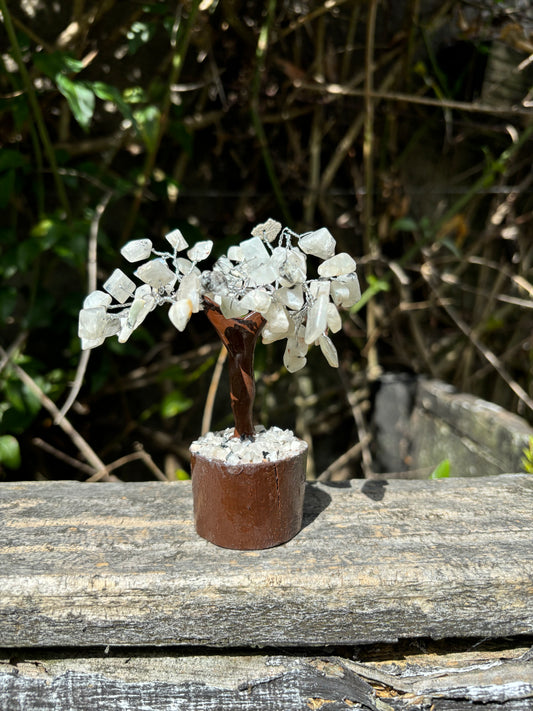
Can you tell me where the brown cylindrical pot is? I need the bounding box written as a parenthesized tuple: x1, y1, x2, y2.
(191, 447, 307, 550)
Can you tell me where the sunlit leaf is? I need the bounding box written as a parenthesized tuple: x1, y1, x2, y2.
(430, 459, 450, 479)
(56, 75, 95, 131)
(0, 435, 21, 470)
(160, 390, 193, 418)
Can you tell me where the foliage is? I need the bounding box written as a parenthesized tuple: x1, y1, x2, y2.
(430, 459, 451, 480)
(0, 0, 532, 480)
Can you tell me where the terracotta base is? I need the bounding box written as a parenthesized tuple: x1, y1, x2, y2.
(191, 446, 307, 550)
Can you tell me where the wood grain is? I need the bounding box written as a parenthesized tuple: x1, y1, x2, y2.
(0, 475, 532, 648)
(1, 646, 531, 710)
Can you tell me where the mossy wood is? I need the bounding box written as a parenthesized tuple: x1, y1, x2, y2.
(0, 475, 531, 648)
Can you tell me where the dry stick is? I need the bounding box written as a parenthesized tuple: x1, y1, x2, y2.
(303, 14, 325, 226)
(86, 445, 167, 483)
(319, 68, 399, 195)
(201, 345, 228, 435)
(301, 82, 533, 117)
(340, 3, 362, 83)
(279, 0, 351, 38)
(420, 266, 533, 414)
(339, 367, 373, 477)
(56, 192, 112, 423)
(0, 332, 27, 375)
(0, 346, 111, 478)
(318, 435, 372, 481)
(363, 0, 380, 382)
(32, 438, 95, 476)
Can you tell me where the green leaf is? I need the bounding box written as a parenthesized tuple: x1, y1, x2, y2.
(392, 217, 418, 232)
(430, 459, 450, 479)
(56, 75, 95, 131)
(351, 274, 390, 314)
(0, 435, 21, 469)
(175, 469, 191, 480)
(160, 390, 193, 419)
(90, 81, 136, 126)
(33, 51, 85, 79)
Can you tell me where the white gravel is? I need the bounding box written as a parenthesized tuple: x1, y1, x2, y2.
(190, 426, 307, 464)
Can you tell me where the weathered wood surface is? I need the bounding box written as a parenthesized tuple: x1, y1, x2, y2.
(1, 644, 532, 710)
(1, 475, 532, 648)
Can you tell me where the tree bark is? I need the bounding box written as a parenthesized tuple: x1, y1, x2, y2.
(203, 298, 266, 438)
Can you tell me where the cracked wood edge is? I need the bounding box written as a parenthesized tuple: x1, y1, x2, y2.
(0, 646, 532, 710)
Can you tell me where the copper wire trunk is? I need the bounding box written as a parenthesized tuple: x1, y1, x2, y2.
(191, 446, 307, 550)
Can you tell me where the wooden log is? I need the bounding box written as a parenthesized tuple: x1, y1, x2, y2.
(0, 475, 532, 648)
(1, 645, 532, 710)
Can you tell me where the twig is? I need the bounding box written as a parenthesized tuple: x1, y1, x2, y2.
(339, 367, 373, 477)
(340, 3, 361, 83)
(318, 435, 372, 481)
(363, 0, 380, 381)
(421, 265, 533, 414)
(32, 438, 95, 476)
(86, 444, 167, 483)
(279, 0, 351, 39)
(300, 82, 533, 117)
(0, 346, 110, 478)
(201, 345, 227, 435)
(56, 192, 112, 423)
(0, 332, 27, 375)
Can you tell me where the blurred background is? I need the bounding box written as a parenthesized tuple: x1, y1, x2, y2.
(0, 0, 532, 482)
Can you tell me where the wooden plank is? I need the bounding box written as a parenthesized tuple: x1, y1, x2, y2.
(1, 645, 531, 710)
(0, 475, 532, 648)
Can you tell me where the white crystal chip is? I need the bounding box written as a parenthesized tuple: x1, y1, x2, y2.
(177, 273, 201, 312)
(327, 302, 342, 333)
(264, 302, 290, 334)
(169, 299, 193, 331)
(239, 236, 277, 286)
(78, 306, 120, 349)
(276, 284, 304, 311)
(251, 218, 282, 243)
(330, 273, 361, 308)
(120, 238, 153, 263)
(319, 333, 339, 367)
(135, 259, 175, 289)
(317, 252, 356, 278)
(103, 269, 136, 303)
(271, 246, 306, 286)
(83, 290, 112, 309)
(190, 426, 307, 464)
(298, 228, 336, 259)
(305, 280, 330, 344)
(187, 240, 213, 262)
(165, 229, 188, 251)
(240, 288, 272, 315)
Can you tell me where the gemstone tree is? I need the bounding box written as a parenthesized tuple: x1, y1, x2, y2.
(78, 219, 361, 438)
